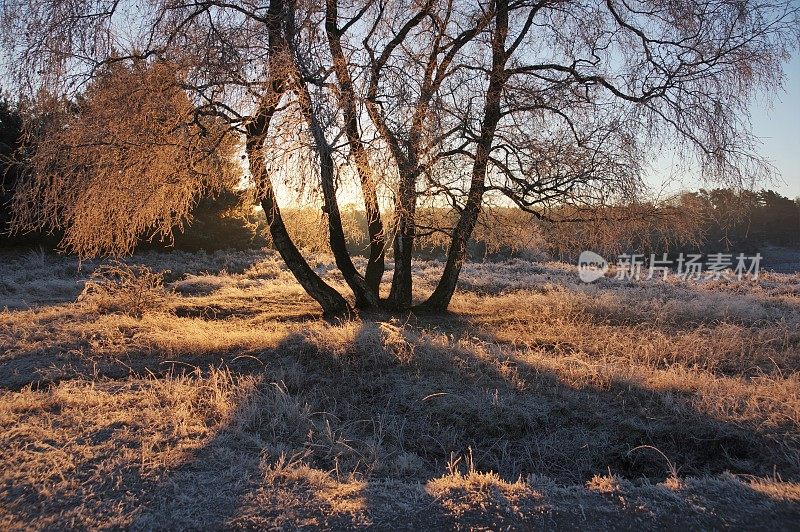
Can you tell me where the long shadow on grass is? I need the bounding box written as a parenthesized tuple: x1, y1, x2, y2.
(1, 278, 797, 526)
(0, 248, 280, 310)
(122, 312, 799, 529)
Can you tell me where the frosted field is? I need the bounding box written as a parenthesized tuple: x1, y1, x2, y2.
(0, 248, 798, 529)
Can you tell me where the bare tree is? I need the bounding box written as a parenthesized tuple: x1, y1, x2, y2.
(2, 0, 798, 316)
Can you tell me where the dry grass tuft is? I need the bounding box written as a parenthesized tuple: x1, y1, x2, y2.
(77, 262, 172, 317)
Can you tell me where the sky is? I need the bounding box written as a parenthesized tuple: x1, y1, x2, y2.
(648, 53, 800, 199)
(750, 53, 800, 199)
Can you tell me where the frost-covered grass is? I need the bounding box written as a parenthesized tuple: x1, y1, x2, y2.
(0, 248, 798, 529)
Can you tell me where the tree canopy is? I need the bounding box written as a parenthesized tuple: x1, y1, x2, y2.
(0, 95, 24, 233)
(9, 60, 239, 256)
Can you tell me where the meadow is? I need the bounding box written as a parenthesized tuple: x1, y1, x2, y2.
(0, 248, 798, 529)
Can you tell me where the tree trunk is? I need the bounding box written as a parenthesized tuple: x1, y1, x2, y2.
(421, 187, 482, 311)
(387, 169, 416, 309)
(361, 174, 386, 294)
(242, 0, 350, 318)
(420, 0, 509, 311)
(247, 127, 351, 318)
(325, 2, 386, 294)
(290, 55, 381, 310)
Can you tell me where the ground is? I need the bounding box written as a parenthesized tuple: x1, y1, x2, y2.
(0, 248, 798, 530)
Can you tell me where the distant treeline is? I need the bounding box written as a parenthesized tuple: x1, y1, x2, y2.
(681, 188, 800, 251)
(541, 189, 800, 260)
(260, 191, 800, 262)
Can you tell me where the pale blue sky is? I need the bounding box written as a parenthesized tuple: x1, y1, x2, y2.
(750, 53, 800, 199)
(646, 53, 800, 200)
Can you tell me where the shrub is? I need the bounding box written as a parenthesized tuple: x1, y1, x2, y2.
(77, 262, 171, 317)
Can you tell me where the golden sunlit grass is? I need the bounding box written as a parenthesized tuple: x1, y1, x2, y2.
(0, 248, 798, 528)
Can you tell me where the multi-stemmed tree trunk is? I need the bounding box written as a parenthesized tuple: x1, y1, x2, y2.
(293, 74, 381, 310)
(358, 0, 494, 310)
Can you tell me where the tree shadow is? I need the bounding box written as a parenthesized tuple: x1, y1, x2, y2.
(105, 312, 800, 528)
(0, 248, 289, 311)
(2, 253, 799, 527)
